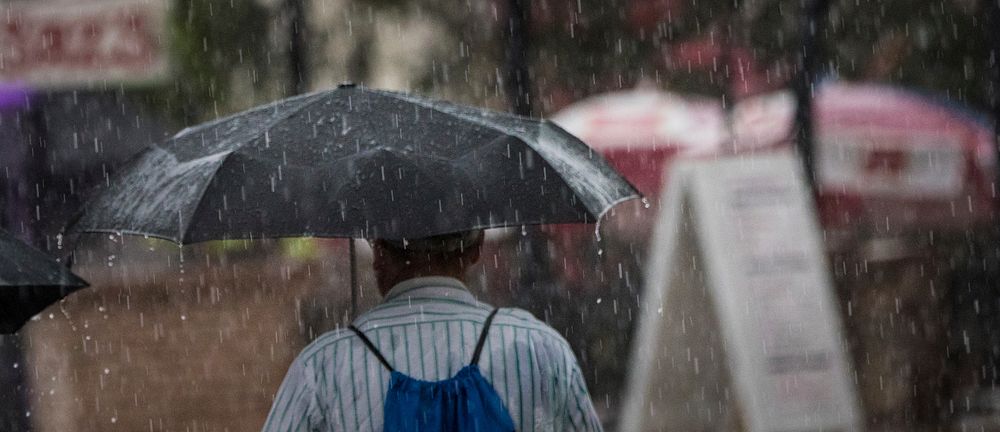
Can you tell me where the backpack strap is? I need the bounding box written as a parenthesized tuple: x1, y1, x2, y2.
(348, 325, 395, 372)
(470, 308, 501, 366)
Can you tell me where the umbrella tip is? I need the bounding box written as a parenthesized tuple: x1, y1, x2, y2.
(338, 82, 357, 89)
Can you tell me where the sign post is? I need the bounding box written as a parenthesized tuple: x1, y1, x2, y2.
(621, 152, 861, 432)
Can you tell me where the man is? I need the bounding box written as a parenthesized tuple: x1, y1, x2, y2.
(262, 230, 603, 431)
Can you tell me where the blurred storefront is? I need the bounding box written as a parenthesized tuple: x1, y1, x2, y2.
(0, 1, 172, 429)
(552, 81, 1000, 430)
(1, 0, 997, 430)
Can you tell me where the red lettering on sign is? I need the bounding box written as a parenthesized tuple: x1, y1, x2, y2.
(864, 149, 908, 176)
(0, 4, 164, 83)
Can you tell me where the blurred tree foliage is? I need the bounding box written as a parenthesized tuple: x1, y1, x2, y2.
(825, 0, 990, 110)
(135, 0, 272, 125)
(528, 0, 652, 111)
(526, 0, 993, 112)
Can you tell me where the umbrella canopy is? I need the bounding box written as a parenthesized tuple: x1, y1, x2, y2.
(71, 84, 639, 243)
(0, 229, 89, 333)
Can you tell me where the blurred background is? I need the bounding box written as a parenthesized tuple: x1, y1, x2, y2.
(0, 0, 998, 430)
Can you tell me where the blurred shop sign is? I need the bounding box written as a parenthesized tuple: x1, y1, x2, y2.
(620, 153, 861, 432)
(817, 132, 966, 199)
(0, 0, 169, 88)
(557, 82, 996, 231)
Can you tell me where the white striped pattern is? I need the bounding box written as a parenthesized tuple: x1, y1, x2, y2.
(262, 277, 603, 431)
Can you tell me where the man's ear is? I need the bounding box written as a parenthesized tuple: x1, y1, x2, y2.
(465, 241, 483, 266)
(370, 240, 392, 270)
(372, 240, 410, 270)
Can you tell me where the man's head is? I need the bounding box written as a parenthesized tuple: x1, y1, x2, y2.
(369, 230, 484, 296)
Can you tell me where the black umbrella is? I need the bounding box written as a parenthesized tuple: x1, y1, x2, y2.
(0, 229, 89, 334)
(70, 84, 639, 310)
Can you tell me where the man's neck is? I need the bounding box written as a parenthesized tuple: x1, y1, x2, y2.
(377, 268, 465, 297)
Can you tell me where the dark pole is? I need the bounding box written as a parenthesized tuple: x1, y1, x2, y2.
(505, 0, 532, 116)
(988, 0, 1000, 219)
(504, 0, 552, 310)
(720, 6, 740, 150)
(287, 0, 309, 96)
(982, 0, 1000, 391)
(349, 239, 358, 317)
(793, 0, 832, 200)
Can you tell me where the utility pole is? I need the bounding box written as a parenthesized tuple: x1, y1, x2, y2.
(287, 0, 309, 96)
(505, 0, 532, 116)
(504, 0, 553, 312)
(981, 0, 1000, 393)
(987, 0, 1000, 220)
(793, 0, 832, 201)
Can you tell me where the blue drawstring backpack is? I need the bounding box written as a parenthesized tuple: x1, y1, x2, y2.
(349, 308, 516, 432)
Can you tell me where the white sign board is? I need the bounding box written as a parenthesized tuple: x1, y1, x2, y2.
(817, 131, 966, 199)
(0, 0, 170, 88)
(621, 152, 861, 432)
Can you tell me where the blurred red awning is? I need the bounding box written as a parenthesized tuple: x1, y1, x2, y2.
(553, 81, 996, 231)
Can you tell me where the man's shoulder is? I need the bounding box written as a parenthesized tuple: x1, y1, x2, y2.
(494, 307, 574, 351)
(296, 327, 355, 364)
(494, 307, 543, 326)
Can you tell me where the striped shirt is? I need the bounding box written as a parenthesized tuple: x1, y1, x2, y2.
(262, 276, 603, 431)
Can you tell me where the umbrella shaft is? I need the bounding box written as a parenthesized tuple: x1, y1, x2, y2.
(350, 239, 358, 317)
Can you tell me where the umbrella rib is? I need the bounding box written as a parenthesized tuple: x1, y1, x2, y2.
(172, 95, 339, 243)
(177, 154, 239, 244)
(173, 91, 324, 140)
(380, 90, 640, 216)
(387, 93, 636, 212)
(371, 90, 535, 147)
(175, 92, 331, 154)
(229, 136, 465, 168)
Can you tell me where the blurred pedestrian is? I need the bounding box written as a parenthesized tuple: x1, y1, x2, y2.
(263, 230, 603, 431)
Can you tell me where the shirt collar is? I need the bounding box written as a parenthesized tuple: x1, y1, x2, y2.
(382, 276, 478, 306)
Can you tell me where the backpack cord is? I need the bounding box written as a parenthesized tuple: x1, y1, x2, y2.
(349, 307, 500, 372)
(349, 325, 395, 372)
(470, 308, 501, 366)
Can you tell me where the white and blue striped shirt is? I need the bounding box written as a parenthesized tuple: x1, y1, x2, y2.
(262, 276, 603, 431)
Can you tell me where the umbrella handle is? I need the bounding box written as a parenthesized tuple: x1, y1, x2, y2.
(349, 238, 358, 318)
